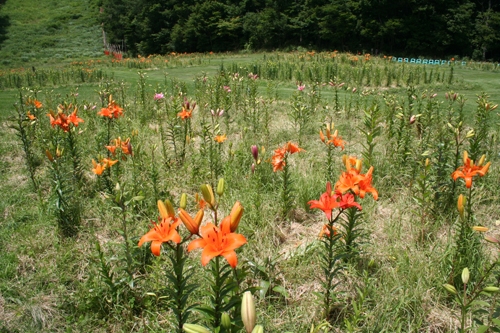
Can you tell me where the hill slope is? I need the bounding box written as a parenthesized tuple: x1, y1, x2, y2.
(0, 0, 102, 67)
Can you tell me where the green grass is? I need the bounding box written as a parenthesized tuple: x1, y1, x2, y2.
(0, 0, 102, 67)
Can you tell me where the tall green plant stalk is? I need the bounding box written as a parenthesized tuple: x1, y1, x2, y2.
(340, 206, 364, 260)
(46, 147, 81, 237)
(359, 103, 381, 168)
(166, 241, 197, 333)
(13, 100, 39, 192)
(281, 155, 294, 219)
(320, 211, 343, 321)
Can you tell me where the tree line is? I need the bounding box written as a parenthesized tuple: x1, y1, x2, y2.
(98, 0, 500, 61)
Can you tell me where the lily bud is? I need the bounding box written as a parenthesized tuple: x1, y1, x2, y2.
(217, 178, 225, 196)
(457, 194, 465, 218)
(463, 151, 468, 165)
(472, 226, 489, 232)
(182, 323, 211, 333)
(158, 200, 173, 219)
(409, 115, 416, 124)
(483, 286, 500, 293)
(478, 154, 486, 166)
(229, 201, 244, 232)
(425, 158, 430, 167)
(200, 184, 216, 209)
(251, 163, 255, 174)
(241, 291, 256, 333)
(45, 149, 54, 162)
(179, 208, 203, 235)
(180, 193, 187, 209)
(221, 312, 231, 329)
(485, 236, 500, 244)
(251, 145, 259, 160)
(251, 325, 264, 333)
(461, 267, 470, 284)
(443, 284, 457, 295)
(355, 159, 363, 173)
(319, 130, 325, 142)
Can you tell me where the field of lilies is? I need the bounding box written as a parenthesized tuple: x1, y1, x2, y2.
(1, 51, 500, 333)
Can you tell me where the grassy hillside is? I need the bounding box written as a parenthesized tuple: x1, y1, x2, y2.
(0, 0, 102, 67)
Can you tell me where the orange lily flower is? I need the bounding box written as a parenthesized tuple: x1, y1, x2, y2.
(33, 99, 42, 109)
(451, 151, 490, 188)
(357, 166, 378, 200)
(214, 134, 227, 143)
(106, 144, 118, 155)
(335, 170, 363, 195)
(187, 217, 247, 268)
(138, 217, 182, 256)
(308, 182, 340, 220)
(120, 138, 132, 155)
(320, 129, 346, 150)
(101, 158, 118, 168)
(98, 96, 124, 118)
(335, 161, 378, 200)
(68, 109, 84, 127)
(318, 224, 339, 238)
(337, 191, 362, 210)
(285, 142, 304, 154)
(271, 147, 286, 172)
(98, 107, 113, 118)
(177, 107, 192, 120)
(47, 105, 83, 132)
(92, 159, 105, 175)
(27, 111, 36, 120)
(271, 142, 304, 172)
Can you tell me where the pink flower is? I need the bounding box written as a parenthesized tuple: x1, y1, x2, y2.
(154, 93, 165, 101)
(223, 85, 231, 92)
(297, 84, 305, 91)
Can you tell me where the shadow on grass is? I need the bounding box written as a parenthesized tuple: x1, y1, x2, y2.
(0, 13, 9, 46)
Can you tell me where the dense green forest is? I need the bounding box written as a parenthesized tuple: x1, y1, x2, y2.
(99, 0, 500, 61)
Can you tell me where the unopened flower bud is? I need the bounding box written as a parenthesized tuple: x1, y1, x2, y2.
(453, 93, 457, 101)
(478, 155, 486, 166)
(242, 291, 256, 333)
(182, 323, 211, 333)
(472, 226, 489, 232)
(461, 267, 470, 284)
(200, 184, 216, 209)
(483, 286, 500, 293)
(221, 312, 231, 329)
(485, 236, 500, 244)
(217, 178, 225, 196)
(251, 145, 258, 161)
(251, 163, 255, 174)
(443, 284, 457, 295)
(180, 193, 187, 209)
(457, 194, 465, 218)
(409, 115, 416, 124)
(179, 208, 203, 235)
(251, 325, 264, 333)
(431, 93, 437, 98)
(229, 201, 243, 232)
(45, 149, 54, 162)
(158, 199, 175, 219)
(319, 130, 326, 142)
(425, 158, 430, 167)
